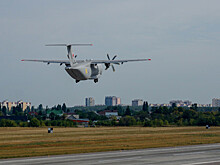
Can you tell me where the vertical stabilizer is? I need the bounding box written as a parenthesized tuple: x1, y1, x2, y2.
(67, 45, 75, 66)
(45, 44, 93, 67)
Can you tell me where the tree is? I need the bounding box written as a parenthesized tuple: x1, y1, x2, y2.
(31, 106, 35, 112)
(38, 104, 43, 111)
(177, 118, 183, 126)
(117, 106, 124, 116)
(62, 103, 67, 112)
(51, 106, 57, 110)
(11, 105, 23, 116)
(0, 119, 6, 127)
(183, 109, 197, 119)
(144, 120, 153, 127)
(172, 103, 177, 108)
(119, 116, 136, 126)
(61, 113, 67, 120)
(26, 106, 31, 113)
(142, 101, 149, 113)
(163, 120, 169, 126)
(49, 112, 56, 120)
(191, 103, 198, 111)
(38, 110, 43, 116)
(0, 119, 17, 127)
(142, 102, 146, 111)
(12, 106, 18, 116)
(135, 111, 149, 121)
(57, 104, 62, 110)
(189, 119, 195, 126)
(29, 118, 40, 127)
(2, 106, 7, 115)
(17, 104, 23, 113)
(125, 106, 131, 116)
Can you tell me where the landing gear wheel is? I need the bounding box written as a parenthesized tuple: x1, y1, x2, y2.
(94, 79, 98, 83)
(76, 80, 80, 83)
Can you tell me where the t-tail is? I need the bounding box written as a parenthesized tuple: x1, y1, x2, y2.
(45, 44, 93, 67)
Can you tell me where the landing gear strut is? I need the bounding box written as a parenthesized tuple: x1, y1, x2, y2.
(76, 80, 80, 83)
(94, 79, 98, 83)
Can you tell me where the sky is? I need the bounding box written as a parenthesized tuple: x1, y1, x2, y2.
(0, 0, 220, 107)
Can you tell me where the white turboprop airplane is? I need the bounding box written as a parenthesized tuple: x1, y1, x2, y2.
(22, 44, 151, 83)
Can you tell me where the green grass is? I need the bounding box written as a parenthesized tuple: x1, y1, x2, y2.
(0, 126, 220, 159)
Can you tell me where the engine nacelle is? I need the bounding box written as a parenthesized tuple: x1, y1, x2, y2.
(91, 64, 103, 77)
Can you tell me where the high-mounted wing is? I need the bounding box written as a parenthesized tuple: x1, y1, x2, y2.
(22, 44, 92, 66)
(91, 59, 151, 64)
(91, 58, 151, 72)
(21, 59, 70, 65)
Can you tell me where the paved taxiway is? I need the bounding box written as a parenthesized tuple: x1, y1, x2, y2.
(0, 144, 219, 165)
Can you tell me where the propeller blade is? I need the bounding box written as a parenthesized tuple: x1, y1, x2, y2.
(107, 54, 110, 60)
(112, 65, 115, 72)
(112, 55, 117, 60)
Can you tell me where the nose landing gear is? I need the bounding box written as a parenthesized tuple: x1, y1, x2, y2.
(94, 79, 98, 83)
(76, 80, 80, 83)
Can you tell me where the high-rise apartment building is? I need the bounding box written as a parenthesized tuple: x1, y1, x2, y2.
(212, 98, 220, 107)
(105, 96, 121, 106)
(0, 100, 31, 111)
(85, 97, 95, 106)
(132, 99, 143, 106)
(116, 97, 121, 105)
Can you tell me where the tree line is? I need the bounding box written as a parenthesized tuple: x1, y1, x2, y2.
(0, 118, 76, 127)
(0, 102, 220, 127)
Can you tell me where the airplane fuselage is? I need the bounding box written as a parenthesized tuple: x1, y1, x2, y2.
(65, 61, 103, 82)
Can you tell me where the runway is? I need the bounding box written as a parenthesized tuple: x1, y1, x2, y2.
(0, 143, 219, 165)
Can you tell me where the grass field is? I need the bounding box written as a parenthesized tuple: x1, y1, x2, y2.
(0, 126, 220, 159)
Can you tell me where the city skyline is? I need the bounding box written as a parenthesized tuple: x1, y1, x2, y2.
(0, 1, 220, 106)
(1, 97, 215, 108)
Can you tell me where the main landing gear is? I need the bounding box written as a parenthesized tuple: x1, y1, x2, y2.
(94, 79, 98, 83)
(76, 79, 98, 83)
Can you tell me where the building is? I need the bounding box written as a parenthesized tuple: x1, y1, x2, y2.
(46, 109, 63, 118)
(116, 97, 121, 105)
(183, 100, 192, 106)
(0, 100, 31, 111)
(169, 100, 192, 107)
(132, 99, 143, 106)
(85, 97, 95, 106)
(212, 98, 220, 107)
(66, 114, 89, 127)
(65, 113, 79, 119)
(105, 96, 121, 106)
(197, 104, 212, 107)
(98, 110, 119, 118)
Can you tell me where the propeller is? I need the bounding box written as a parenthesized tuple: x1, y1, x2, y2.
(105, 54, 118, 72)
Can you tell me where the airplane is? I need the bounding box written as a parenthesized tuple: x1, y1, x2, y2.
(21, 44, 151, 83)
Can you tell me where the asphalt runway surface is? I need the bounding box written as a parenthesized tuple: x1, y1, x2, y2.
(0, 143, 219, 165)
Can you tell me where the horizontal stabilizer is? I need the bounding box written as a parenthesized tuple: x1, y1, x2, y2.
(45, 44, 93, 46)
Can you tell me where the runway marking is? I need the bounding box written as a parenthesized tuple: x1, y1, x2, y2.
(182, 159, 220, 165)
(173, 151, 205, 156)
(98, 156, 142, 163)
